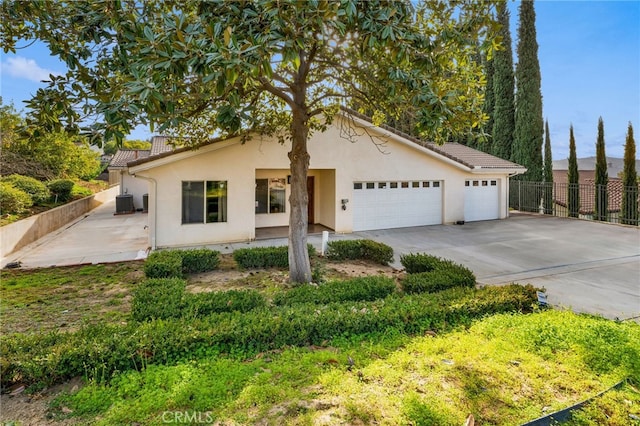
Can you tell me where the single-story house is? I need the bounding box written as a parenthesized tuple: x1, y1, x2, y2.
(127, 111, 526, 249)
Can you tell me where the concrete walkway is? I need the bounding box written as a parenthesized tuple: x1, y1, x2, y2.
(1, 199, 149, 269)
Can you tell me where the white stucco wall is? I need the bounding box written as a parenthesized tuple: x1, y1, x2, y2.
(120, 172, 150, 210)
(132, 116, 515, 248)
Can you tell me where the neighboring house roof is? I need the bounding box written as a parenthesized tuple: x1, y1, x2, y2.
(149, 135, 177, 156)
(127, 110, 525, 173)
(109, 149, 150, 169)
(553, 156, 640, 177)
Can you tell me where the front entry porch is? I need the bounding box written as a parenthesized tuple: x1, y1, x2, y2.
(255, 224, 333, 240)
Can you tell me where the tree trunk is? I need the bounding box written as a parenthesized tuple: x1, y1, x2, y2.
(287, 107, 312, 283)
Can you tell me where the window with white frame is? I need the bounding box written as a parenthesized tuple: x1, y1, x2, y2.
(255, 178, 286, 214)
(182, 181, 227, 224)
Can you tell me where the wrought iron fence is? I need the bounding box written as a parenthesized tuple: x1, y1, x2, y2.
(509, 181, 639, 226)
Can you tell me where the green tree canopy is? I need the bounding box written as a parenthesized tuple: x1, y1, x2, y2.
(513, 0, 543, 182)
(2, 0, 498, 282)
(594, 117, 608, 221)
(0, 99, 100, 181)
(491, 1, 515, 160)
(543, 119, 553, 214)
(568, 125, 580, 218)
(103, 139, 152, 156)
(621, 123, 638, 225)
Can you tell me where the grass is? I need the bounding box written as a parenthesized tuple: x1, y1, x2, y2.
(2, 259, 638, 425)
(46, 310, 639, 425)
(0, 262, 145, 333)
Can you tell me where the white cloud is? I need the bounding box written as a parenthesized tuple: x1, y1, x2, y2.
(1, 56, 62, 83)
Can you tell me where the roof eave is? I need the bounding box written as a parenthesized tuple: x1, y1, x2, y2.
(471, 167, 528, 175)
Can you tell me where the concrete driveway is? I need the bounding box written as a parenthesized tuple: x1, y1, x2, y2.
(350, 213, 640, 321)
(1, 199, 149, 269)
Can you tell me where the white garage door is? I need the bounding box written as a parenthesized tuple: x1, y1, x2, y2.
(464, 179, 500, 222)
(352, 180, 442, 231)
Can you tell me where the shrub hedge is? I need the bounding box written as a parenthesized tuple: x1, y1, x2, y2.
(131, 278, 186, 322)
(144, 249, 221, 278)
(47, 179, 75, 203)
(273, 275, 396, 305)
(0, 182, 33, 214)
(400, 253, 476, 294)
(144, 250, 183, 279)
(183, 290, 266, 318)
(1, 284, 539, 389)
(233, 245, 316, 269)
(400, 253, 445, 274)
(180, 249, 221, 274)
(402, 269, 475, 294)
(326, 239, 394, 265)
(1, 174, 50, 205)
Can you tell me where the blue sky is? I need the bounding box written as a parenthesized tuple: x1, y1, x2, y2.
(1, 0, 638, 161)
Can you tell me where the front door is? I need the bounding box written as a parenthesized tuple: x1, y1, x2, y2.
(307, 176, 315, 224)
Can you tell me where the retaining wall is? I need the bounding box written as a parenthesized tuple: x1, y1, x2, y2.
(1, 185, 120, 257)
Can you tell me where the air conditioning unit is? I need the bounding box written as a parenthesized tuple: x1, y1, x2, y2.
(115, 194, 135, 214)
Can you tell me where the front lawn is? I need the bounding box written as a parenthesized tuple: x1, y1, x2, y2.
(1, 247, 638, 425)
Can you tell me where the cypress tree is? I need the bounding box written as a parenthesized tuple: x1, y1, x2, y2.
(479, 52, 495, 152)
(621, 123, 638, 225)
(513, 0, 543, 182)
(594, 117, 608, 221)
(491, 1, 515, 159)
(543, 119, 553, 214)
(568, 125, 580, 218)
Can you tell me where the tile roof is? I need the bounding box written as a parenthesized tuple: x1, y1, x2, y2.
(343, 108, 525, 171)
(109, 149, 150, 168)
(127, 109, 525, 172)
(149, 136, 177, 156)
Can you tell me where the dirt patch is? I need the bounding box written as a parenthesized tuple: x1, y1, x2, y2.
(0, 378, 85, 426)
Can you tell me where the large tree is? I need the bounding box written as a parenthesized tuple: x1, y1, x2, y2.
(2, 0, 496, 282)
(621, 123, 638, 226)
(490, 1, 515, 160)
(567, 125, 580, 218)
(594, 117, 608, 221)
(513, 0, 543, 182)
(542, 119, 553, 214)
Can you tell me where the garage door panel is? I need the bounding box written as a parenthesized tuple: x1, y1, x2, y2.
(353, 181, 442, 231)
(464, 179, 499, 222)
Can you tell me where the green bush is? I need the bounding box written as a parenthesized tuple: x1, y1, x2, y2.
(402, 269, 475, 294)
(131, 278, 186, 322)
(326, 239, 394, 265)
(0, 284, 539, 389)
(273, 275, 397, 305)
(183, 290, 266, 317)
(1, 174, 50, 204)
(47, 179, 75, 202)
(70, 184, 92, 200)
(400, 253, 444, 274)
(144, 250, 183, 279)
(233, 244, 316, 269)
(0, 182, 33, 214)
(179, 249, 220, 273)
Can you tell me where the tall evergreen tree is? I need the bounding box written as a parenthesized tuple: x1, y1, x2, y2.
(491, 1, 515, 159)
(594, 117, 608, 221)
(621, 123, 638, 225)
(513, 0, 543, 182)
(568, 125, 580, 218)
(478, 52, 495, 151)
(543, 119, 553, 214)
